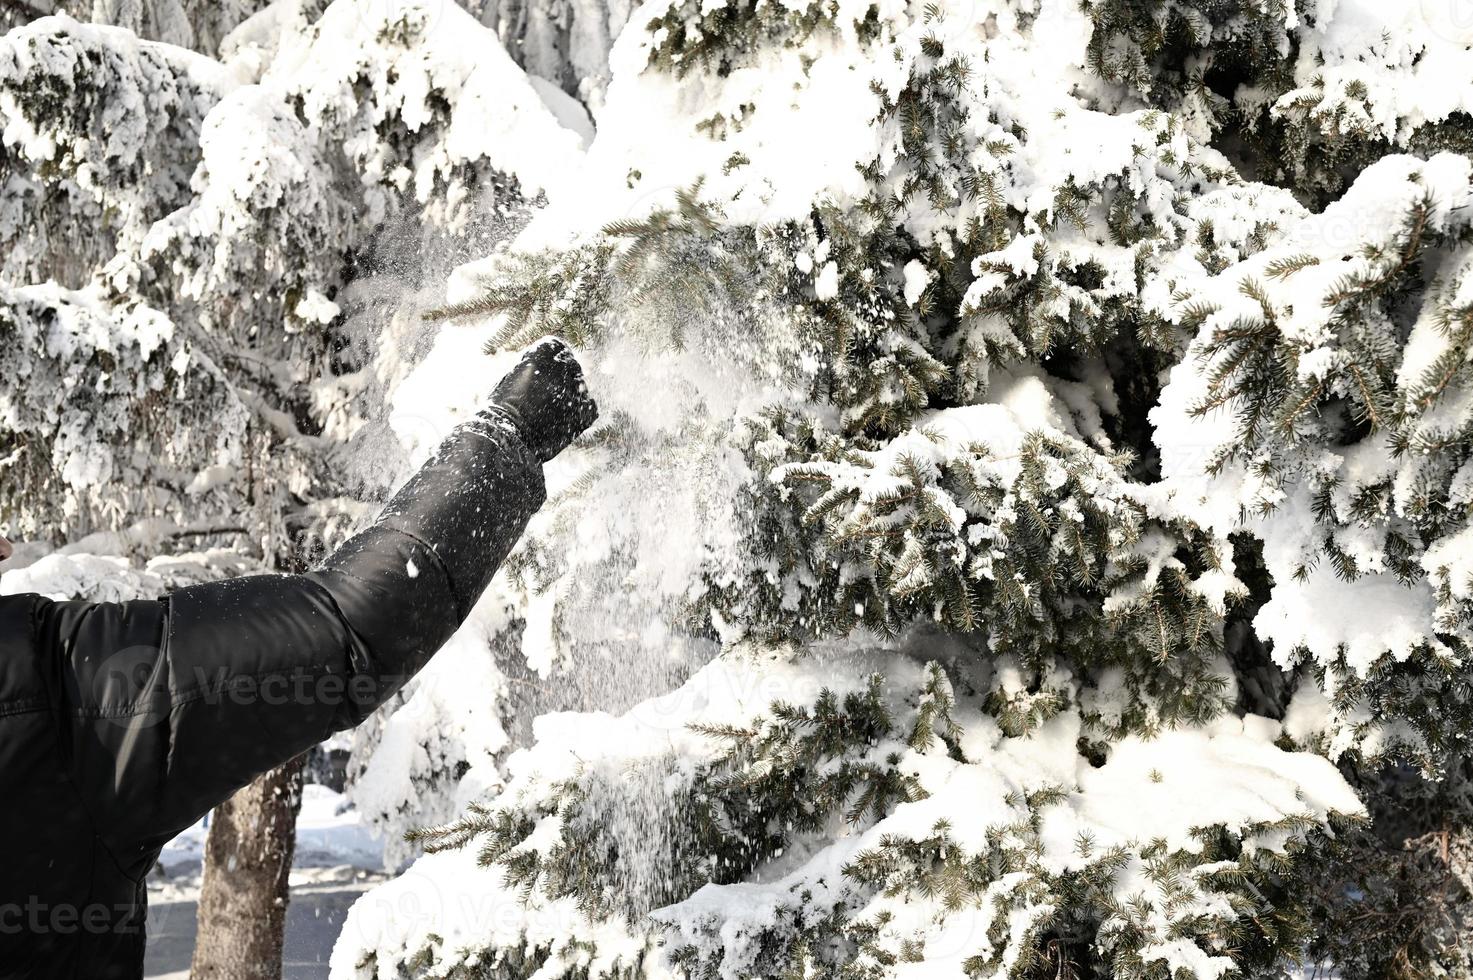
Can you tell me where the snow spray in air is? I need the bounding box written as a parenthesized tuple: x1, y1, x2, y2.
(499, 299, 815, 915)
(354, 188, 816, 910)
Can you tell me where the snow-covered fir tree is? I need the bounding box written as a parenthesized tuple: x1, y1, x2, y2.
(0, 0, 588, 558)
(328, 2, 1473, 979)
(7, 0, 1473, 977)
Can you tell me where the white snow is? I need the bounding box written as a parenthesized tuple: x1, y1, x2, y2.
(902, 259, 930, 306)
(1277, 0, 1473, 149)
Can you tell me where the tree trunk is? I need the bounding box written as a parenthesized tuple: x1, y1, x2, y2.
(190, 755, 306, 980)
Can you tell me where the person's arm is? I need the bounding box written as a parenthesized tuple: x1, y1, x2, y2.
(35, 337, 597, 873)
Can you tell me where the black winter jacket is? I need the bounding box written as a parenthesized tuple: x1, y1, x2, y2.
(0, 413, 546, 979)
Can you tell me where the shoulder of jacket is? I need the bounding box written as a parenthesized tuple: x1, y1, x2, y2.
(0, 592, 51, 715)
(0, 590, 47, 634)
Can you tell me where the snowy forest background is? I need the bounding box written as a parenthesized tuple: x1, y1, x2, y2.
(3, 0, 1473, 978)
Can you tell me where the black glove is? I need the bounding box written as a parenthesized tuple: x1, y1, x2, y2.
(482, 336, 599, 462)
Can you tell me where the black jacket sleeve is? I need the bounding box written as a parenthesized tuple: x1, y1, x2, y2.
(31, 413, 545, 872)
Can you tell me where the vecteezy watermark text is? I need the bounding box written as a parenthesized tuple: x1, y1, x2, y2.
(0, 898, 142, 936)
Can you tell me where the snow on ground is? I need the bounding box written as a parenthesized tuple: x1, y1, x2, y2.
(144, 785, 387, 980)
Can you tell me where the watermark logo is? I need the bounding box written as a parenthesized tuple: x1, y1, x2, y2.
(0, 897, 143, 937)
(85, 642, 402, 731)
(1420, 0, 1473, 42)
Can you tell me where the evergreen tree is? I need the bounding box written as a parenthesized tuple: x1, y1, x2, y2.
(333, 1, 1473, 978)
